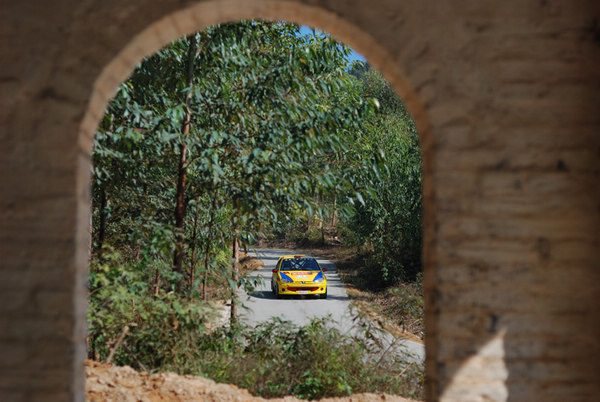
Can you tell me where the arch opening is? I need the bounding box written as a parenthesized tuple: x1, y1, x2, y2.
(82, 7, 431, 401)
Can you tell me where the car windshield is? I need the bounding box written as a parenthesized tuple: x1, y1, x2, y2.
(281, 258, 320, 271)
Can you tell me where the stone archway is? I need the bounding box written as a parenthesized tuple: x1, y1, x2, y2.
(1, 1, 599, 401)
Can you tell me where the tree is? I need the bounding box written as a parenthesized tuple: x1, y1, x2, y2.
(341, 70, 422, 284)
(91, 21, 369, 298)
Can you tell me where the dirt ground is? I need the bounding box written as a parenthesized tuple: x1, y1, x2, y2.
(86, 360, 418, 402)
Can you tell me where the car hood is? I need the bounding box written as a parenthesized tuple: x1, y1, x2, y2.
(279, 271, 322, 282)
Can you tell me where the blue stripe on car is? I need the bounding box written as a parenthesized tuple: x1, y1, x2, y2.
(280, 272, 294, 283)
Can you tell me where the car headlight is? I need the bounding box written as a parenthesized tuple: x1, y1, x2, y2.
(280, 272, 294, 283)
(313, 271, 324, 283)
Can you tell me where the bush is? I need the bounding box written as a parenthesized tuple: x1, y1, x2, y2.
(88, 250, 217, 369)
(339, 70, 423, 285)
(190, 317, 423, 400)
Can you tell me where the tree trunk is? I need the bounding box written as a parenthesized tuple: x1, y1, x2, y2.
(134, 243, 141, 261)
(320, 218, 325, 245)
(154, 270, 160, 296)
(230, 228, 240, 324)
(97, 186, 107, 251)
(96, 114, 114, 254)
(173, 35, 198, 276)
(188, 198, 200, 291)
(203, 249, 210, 301)
(331, 190, 337, 228)
(202, 192, 218, 301)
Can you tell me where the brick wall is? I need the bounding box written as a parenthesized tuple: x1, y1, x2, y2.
(1, 1, 599, 400)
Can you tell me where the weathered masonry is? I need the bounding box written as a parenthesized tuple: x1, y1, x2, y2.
(1, 1, 599, 401)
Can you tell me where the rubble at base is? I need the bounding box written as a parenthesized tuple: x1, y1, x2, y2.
(86, 360, 418, 402)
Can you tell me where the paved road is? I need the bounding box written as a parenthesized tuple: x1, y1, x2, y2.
(239, 248, 425, 363)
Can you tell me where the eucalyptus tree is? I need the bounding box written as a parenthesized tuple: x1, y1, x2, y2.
(178, 22, 369, 316)
(92, 21, 370, 297)
(341, 68, 423, 285)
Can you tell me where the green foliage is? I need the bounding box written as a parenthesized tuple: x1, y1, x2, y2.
(88, 249, 216, 368)
(91, 21, 370, 294)
(340, 69, 423, 285)
(177, 318, 423, 400)
(271, 65, 424, 286)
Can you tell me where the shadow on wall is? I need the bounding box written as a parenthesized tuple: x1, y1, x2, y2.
(442, 330, 509, 400)
(435, 280, 600, 401)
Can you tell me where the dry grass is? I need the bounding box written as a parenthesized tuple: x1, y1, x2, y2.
(240, 253, 264, 273)
(200, 252, 264, 300)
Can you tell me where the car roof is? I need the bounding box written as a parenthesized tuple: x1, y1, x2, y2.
(279, 254, 312, 260)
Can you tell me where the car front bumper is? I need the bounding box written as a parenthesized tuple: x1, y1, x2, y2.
(277, 283, 327, 295)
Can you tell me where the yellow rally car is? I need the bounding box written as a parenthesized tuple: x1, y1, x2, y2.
(271, 255, 328, 299)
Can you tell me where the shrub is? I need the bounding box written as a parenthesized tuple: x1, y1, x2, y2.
(190, 317, 424, 400)
(87, 249, 216, 369)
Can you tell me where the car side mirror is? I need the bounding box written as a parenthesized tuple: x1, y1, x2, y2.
(272, 269, 278, 273)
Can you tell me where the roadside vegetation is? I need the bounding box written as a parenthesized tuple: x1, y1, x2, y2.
(265, 61, 425, 342)
(194, 318, 423, 400)
(333, 249, 424, 341)
(89, 20, 423, 400)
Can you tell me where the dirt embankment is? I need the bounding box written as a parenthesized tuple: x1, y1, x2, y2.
(86, 360, 418, 402)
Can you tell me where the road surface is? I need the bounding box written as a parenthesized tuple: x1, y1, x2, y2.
(238, 248, 425, 363)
